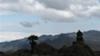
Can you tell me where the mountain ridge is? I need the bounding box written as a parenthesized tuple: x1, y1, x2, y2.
(0, 30, 100, 52)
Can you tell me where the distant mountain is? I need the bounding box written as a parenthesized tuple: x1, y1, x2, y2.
(44, 33, 73, 49)
(0, 30, 100, 52)
(84, 30, 100, 51)
(0, 39, 30, 52)
(43, 30, 100, 50)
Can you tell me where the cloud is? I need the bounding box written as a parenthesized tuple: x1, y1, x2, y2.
(20, 21, 39, 28)
(0, 32, 26, 42)
(0, 32, 41, 42)
(0, 0, 100, 22)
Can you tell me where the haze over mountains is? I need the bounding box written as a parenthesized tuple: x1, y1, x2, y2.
(0, 30, 100, 52)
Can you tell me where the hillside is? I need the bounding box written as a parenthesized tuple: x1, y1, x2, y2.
(0, 30, 100, 52)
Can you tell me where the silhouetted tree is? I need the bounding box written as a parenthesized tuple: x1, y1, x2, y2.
(28, 35, 38, 53)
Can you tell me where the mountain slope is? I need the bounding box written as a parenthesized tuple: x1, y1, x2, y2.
(0, 30, 100, 52)
(0, 39, 30, 52)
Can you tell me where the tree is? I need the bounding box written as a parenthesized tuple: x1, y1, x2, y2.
(28, 35, 38, 53)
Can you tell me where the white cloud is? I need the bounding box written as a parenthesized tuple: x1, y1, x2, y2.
(0, 32, 41, 42)
(0, 0, 100, 22)
(0, 32, 25, 42)
(36, 8, 75, 22)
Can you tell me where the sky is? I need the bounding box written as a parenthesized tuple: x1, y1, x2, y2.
(0, 0, 100, 42)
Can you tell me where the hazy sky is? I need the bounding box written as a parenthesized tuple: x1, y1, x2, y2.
(0, 0, 100, 42)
